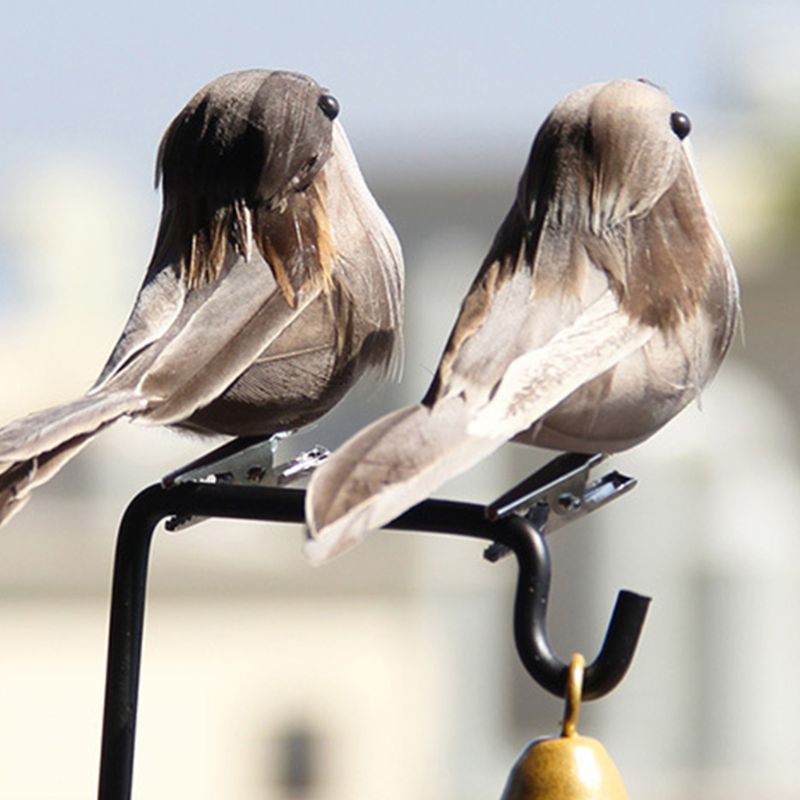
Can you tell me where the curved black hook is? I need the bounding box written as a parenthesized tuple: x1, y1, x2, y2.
(500, 514, 651, 701)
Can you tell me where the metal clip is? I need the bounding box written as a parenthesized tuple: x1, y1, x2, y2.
(484, 452, 636, 561)
(270, 446, 330, 487)
(161, 435, 329, 531)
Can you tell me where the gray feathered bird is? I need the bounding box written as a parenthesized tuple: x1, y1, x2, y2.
(0, 70, 403, 525)
(305, 78, 739, 563)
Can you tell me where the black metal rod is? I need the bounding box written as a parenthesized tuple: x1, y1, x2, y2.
(505, 514, 651, 699)
(97, 490, 160, 800)
(98, 482, 650, 800)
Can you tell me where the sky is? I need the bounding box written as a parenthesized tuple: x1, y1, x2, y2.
(0, 0, 797, 316)
(1, 0, 788, 188)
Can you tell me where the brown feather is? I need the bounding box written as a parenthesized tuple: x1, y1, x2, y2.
(0, 70, 404, 527)
(255, 222, 298, 307)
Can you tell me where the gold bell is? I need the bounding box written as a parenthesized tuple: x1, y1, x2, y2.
(499, 654, 628, 800)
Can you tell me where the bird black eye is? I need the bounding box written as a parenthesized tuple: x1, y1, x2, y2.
(318, 94, 340, 121)
(670, 111, 691, 140)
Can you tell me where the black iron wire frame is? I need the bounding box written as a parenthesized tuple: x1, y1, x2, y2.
(97, 481, 651, 800)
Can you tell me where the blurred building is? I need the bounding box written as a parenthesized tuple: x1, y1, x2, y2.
(1, 59, 800, 800)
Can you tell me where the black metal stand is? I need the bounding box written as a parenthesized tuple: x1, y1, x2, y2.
(98, 481, 650, 800)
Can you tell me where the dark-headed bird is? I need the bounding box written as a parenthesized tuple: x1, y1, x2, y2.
(0, 70, 403, 525)
(305, 78, 738, 562)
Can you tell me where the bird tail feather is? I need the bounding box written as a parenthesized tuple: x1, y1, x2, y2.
(0, 391, 145, 526)
(303, 290, 654, 563)
(303, 397, 505, 564)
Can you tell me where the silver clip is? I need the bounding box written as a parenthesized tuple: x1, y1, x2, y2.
(484, 452, 636, 561)
(161, 434, 329, 531)
(162, 434, 286, 488)
(270, 446, 330, 487)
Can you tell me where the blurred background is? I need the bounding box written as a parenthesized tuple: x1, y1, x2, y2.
(1, 1, 799, 797)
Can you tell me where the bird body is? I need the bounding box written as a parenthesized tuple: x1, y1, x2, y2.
(0, 70, 403, 525)
(305, 79, 738, 562)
